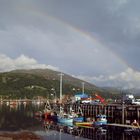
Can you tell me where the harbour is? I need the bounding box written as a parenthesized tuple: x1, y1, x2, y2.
(72, 103, 140, 125)
(1, 99, 140, 125)
(47, 101, 140, 125)
(0, 62, 139, 140)
(0, 0, 140, 139)
(0, 102, 140, 140)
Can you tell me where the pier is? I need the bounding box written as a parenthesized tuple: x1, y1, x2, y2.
(63, 103, 140, 125)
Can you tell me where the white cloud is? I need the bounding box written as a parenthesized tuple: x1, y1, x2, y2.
(0, 54, 59, 72)
(75, 68, 140, 88)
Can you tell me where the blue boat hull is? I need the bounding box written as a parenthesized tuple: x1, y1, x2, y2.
(73, 117, 84, 122)
(94, 120, 107, 126)
(57, 117, 73, 125)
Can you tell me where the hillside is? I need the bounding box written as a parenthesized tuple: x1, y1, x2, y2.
(11, 69, 97, 90)
(0, 69, 120, 99)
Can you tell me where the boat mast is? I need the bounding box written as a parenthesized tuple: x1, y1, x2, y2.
(82, 82, 85, 94)
(59, 73, 64, 113)
(59, 73, 64, 103)
(121, 89, 125, 124)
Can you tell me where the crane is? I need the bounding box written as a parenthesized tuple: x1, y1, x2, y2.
(94, 93, 107, 105)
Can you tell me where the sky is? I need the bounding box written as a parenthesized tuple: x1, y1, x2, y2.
(0, 0, 140, 88)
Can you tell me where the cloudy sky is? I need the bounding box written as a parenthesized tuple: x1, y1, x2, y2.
(0, 0, 140, 88)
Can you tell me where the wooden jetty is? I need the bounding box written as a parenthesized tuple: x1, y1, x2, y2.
(63, 103, 140, 125)
(105, 123, 139, 131)
(106, 123, 139, 128)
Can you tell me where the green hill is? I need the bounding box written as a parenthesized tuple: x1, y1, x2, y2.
(0, 69, 120, 99)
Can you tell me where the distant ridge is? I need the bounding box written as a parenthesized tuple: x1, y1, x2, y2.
(0, 69, 120, 99)
(11, 69, 97, 90)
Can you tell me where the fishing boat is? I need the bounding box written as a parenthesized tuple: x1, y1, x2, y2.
(58, 105, 85, 125)
(73, 116, 84, 122)
(57, 111, 85, 126)
(75, 114, 107, 127)
(57, 117, 73, 124)
(57, 73, 84, 125)
(57, 73, 74, 126)
(73, 106, 85, 122)
(57, 112, 73, 126)
(94, 114, 107, 126)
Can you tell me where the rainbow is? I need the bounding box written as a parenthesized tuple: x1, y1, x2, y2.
(18, 6, 129, 70)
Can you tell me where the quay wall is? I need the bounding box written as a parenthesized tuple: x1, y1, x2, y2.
(63, 103, 140, 124)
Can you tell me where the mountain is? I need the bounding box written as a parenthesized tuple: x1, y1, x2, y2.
(124, 88, 140, 97)
(11, 69, 97, 90)
(0, 69, 120, 99)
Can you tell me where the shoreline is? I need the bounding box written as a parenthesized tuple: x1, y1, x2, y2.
(0, 130, 41, 140)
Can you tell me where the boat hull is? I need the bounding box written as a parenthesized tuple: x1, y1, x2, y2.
(57, 117, 73, 126)
(94, 120, 107, 126)
(73, 117, 84, 122)
(76, 120, 107, 127)
(75, 122, 93, 127)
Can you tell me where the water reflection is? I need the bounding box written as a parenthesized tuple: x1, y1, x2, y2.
(0, 102, 43, 131)
(42, 119, 140, 140)
(0, 102, 140, 140)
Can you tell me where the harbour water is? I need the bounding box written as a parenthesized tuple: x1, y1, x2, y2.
(0, 102, 140, 140)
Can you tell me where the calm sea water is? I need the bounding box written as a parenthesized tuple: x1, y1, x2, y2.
(0, 102, 139, 140)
